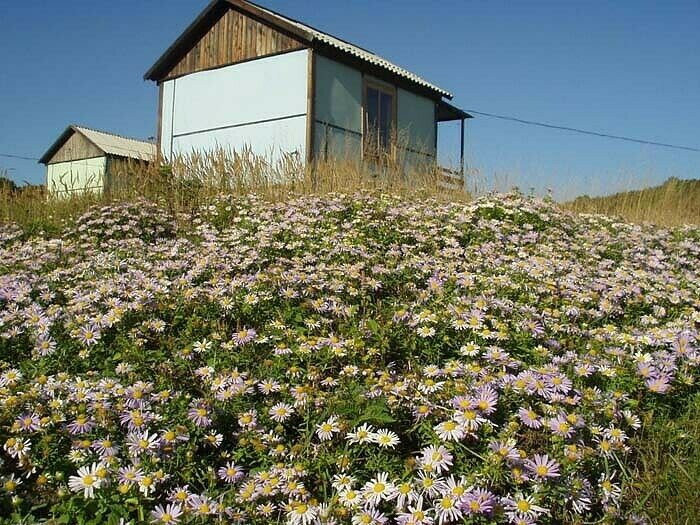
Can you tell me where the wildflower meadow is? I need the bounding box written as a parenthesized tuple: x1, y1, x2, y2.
(1, 192, 698, 524)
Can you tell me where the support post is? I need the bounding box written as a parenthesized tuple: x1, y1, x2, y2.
(306, 50, 317, 189)
(460, 117, 466, 189)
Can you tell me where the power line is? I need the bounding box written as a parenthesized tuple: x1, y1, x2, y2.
(464, 109, 700, 153)
(3, 111, 699, 159)
(0, 153, 40, 161)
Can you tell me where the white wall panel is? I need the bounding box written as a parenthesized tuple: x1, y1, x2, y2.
(160, 80, 175, 158)
(314, 55, 362, 134)
(171, 49, 308, 138)
(314, 125, 362, 163)
(173, 115, 307, 166)
(47, 157, 106, 197)
(397, 88, 436, 155)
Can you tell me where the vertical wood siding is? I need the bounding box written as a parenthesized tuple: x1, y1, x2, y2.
(46, 132, 103, 164)
(165, 8, 305, 80)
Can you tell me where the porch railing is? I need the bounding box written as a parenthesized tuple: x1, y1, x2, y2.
(438, 166, 465, 191)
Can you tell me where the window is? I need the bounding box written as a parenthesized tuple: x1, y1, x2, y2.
(363, 81, 396, 160)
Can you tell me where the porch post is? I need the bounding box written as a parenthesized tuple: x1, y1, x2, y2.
(460, 117, 466, 188)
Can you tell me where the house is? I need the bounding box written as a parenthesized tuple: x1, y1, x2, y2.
(145, 0, 471, 173)
(39, 125, 156, 197)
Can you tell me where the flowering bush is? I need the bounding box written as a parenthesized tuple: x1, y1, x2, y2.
(0, 192, 698, 524)
(71, 199, 177, 247)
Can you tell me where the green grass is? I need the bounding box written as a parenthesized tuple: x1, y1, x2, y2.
(626, 393, 700, 524)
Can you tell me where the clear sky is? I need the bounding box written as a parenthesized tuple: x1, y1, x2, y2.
(1, 0, 698, 198)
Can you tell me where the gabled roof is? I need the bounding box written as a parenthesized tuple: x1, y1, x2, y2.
(39, 125, 157, 165)
(144, 0, 453, 99)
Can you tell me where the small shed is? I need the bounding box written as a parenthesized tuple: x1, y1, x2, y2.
(145, 0, 472, 173)
(39, 125, 156, 197)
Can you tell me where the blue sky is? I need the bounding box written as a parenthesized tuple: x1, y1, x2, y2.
(1, 0, 698, 198)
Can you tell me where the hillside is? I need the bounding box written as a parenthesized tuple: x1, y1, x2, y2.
(1, 192, 699, 524)
(567, 177, 700, 225)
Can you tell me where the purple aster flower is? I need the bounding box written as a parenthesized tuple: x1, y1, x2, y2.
(232, 327, 256, 346)
(524, 453, 560, 479)
(460, 487, 495, 515)
(187, 403, 212, 428)
(119, 409, 153, 431)
(473, 385, 499, 414)
(77, 323, 101, 346)
(66, 414, 96, 435)
(117, 465, 144, 486)
(15, 413, 41, 432)
(646, 374, 672, 393)
(217, 461, 245, 483)
(126, 431, 160, 456)
(548, 415, 575, 438)
(518, 407, 542, 429)
(92, 437, 119, 458)
(488, 439, 520, 462)
(150, 503, 184, 524)
(36, 335, 57, 356)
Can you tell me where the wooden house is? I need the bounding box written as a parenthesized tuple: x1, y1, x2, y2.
(39, 125, 156, 197)
(145, 0, 471, 173)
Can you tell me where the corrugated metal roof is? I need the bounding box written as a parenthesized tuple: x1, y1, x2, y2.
(39, 125, 157, 165)
(248, 2, 452, 99)
(248, 2, 453, 99)
(145, 0, 453, 99)
(75, 126, 157, 160)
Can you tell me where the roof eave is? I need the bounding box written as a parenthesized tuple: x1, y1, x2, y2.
(436, 100, 473, 122)
(144, 0, 313, 82)
(144, 0, 453, 100)
(310, 39, 452, 101)
(38, 125, 77, 165)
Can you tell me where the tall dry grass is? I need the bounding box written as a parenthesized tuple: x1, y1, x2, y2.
(0, 148, 468, 231)
(2, 148, 698, 231)
(565, 177, 700, 227)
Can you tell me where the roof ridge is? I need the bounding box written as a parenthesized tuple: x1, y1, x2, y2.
(245, 0, 451, 98)
(73, 124, 154, 146)
(244, 0, 376, 55)
(145, 0, 453, 98)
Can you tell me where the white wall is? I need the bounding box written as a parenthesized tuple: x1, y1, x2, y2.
(46, 157, 106, 197)
(314, 55, 363, 162)
(160, 49, 308, 164)
(313, 57, 437, 170)
(397, 88, 436, 155)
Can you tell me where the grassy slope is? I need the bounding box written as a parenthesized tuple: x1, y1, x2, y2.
(1, 192, 699, 524)
(566, 177, 700, 226)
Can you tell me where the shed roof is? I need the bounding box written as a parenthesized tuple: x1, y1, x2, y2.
(39, 125, 157, 165)
(437, 100, 473, 122)
(144, 0, 453, 99)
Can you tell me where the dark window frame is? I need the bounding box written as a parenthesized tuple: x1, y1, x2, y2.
(362, 77, 397, 162)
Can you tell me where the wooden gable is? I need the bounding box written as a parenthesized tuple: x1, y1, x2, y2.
(46, 131, 103, 164)
(164, 7, 305, 81)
